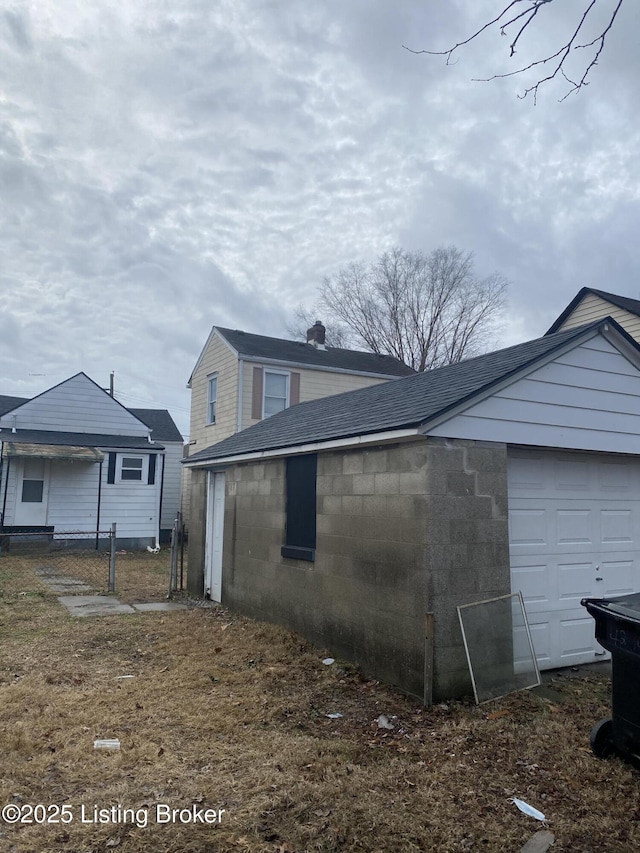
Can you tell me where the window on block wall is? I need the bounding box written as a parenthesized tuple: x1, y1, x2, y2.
(281, 453, 317, 562)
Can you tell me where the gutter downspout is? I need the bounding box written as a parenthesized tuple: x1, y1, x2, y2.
(95, 458, 103, 550)
(1, 450, 10, 529)
(158, 452, 165, 545)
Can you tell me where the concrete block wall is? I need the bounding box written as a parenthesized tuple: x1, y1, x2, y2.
(422, 438, 511, 699)
(199, 436, 511, 701)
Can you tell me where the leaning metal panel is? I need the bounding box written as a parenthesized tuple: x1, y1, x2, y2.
(457, 591, 541, 704)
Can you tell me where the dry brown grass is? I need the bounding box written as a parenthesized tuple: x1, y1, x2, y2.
(0, 588, 638, 853)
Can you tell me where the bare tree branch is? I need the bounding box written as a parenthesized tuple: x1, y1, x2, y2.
(404, 0, 624, 103)
(295, 246, 507, 373)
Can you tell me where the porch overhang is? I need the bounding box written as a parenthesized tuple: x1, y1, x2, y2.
(2, 443, 105, 462)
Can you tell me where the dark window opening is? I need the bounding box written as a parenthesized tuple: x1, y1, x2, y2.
(282, 453, 317, 562)
(22, 480, 44, 503)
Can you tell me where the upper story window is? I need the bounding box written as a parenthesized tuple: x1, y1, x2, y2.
(207, 374, 218, 424)
(263, 370, 289, 418)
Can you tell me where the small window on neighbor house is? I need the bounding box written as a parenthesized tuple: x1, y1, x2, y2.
(21, 458, 45, 502)
(263, 370, 289, 418)
(120, 457, 144, 481)
(108, 453, 155, 485)
(281, 453, 317, 562)
(207, 375, 218, 424)
(22, 479, 44, 502)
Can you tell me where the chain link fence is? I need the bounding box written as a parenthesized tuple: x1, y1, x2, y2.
(0, 527, 116, 597)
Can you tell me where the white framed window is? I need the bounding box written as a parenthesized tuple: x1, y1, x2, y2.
(116, 455, 149, 483)
(207, 374, 218, 424)
(263, 370, 289, 418)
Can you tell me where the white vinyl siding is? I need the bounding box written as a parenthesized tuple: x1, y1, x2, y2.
(102, 450, 160, 540)
(0, 373, 149, 436)
(46, 461, 103, 531)
(1, 450, 161, 541)
(556, 293, 640, 340)
(428, 336, 640, 455)
(189, 333, 238, 449)
(160, 442, 182, 532)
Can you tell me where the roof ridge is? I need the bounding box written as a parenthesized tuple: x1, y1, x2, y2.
(186, 318, 618, 465)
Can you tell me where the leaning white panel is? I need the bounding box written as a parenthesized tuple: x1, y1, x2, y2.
(457, 591, 541, 704)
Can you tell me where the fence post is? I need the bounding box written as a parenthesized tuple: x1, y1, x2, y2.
(109, 522, 116, 593)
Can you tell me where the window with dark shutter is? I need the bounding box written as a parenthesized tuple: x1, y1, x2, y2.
(281, 454, 317, 562)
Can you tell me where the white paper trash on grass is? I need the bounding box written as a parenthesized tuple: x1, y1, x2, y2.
(94, 739, 121, 750)
(510, 797, 546, 822)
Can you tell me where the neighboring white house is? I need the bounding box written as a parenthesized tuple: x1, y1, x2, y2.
(0, 373, 183, 548)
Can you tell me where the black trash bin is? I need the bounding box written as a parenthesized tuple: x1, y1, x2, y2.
(581, 592, 640, 763)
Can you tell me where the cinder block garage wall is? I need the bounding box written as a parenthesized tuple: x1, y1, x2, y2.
(423, 438, 511, 698)
(220, 437, 511, 701)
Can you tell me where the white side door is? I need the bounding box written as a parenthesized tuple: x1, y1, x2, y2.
(14, 458, 50, 527)
(204, 471, 225, 602)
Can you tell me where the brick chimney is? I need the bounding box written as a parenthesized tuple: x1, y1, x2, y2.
(306, 320, 326, 350)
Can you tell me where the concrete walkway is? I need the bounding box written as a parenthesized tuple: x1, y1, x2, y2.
(33, 562, 189, 616)
(58, 594, 188, 617)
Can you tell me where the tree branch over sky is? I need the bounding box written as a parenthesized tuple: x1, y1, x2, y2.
(292, 247, 507, 372)
(405, 0, 625, 103)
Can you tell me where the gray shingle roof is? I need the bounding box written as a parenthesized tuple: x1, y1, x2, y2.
(547, 288, 640, 333)
(128, 409, 183, 442)
(0, 395, 29, 416)
(185, 318, 625, 465)
(0, 429, 164, 450)
(216, 327, 415, 377)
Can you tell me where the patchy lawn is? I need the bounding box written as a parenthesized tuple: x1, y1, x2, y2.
(0, 581, 638, 852)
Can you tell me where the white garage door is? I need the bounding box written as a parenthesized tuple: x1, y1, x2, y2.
(508, 449, 640, 670)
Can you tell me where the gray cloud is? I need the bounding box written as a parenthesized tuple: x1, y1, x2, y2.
(0, 0, 638, 437)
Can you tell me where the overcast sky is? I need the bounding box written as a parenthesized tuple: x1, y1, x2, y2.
(1, 0, 638, 438)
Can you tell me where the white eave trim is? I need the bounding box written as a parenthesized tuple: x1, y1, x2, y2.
(182, 427, 422, 468)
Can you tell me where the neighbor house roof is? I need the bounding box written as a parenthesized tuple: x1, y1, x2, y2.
(185, 318, 633, 465)
(0, 429, 164, 451)
(128, 409, 183, 442)
(0, 395, 29, 417)
(0, 396, 182, 443)
(189, 326, 415, 383)
(547, 288, 640, 334)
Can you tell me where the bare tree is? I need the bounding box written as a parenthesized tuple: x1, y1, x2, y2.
(405, 0, 625, 103)
(314, 246, 506, 372)
(286, 305, 352, 348)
